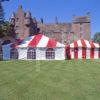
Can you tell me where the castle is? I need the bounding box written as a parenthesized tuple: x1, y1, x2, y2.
(0, 5, 91, 45)
(38, 15, 91, 44)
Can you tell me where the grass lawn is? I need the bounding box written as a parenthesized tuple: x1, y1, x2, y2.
(0, 60, 100, 100)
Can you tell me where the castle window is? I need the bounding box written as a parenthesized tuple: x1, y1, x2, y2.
(16, 18, 19, 22)
(27, 48, 36, 59)
(15, 25, 19, 30)
(10, 48, 18, 59)
(46, 48, 55, 59)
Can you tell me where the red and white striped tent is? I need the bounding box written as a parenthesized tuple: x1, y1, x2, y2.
(66, 39, 100, 59)
(17, 34, 65, 60)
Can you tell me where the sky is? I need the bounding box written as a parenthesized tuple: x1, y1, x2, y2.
(2, 0, 100, 38)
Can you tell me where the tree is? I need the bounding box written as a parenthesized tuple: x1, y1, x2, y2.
(93, 32, 100, 43)
(0, 1, 4, 24)
(0, 0, 10, 24)
(0, 21, 10, 37)
(0, 0, 10, 37)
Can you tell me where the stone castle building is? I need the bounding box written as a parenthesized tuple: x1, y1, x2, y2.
(38, 15, 91, 44)
(10, 5, 91, 44)
(9, 5, 37, 40)
(0, 5, 91, 59)
(0, 5, 91, 45)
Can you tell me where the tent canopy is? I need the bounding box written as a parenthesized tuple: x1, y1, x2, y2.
(70, 39, 100, 48)
(18, 34, 65, 48)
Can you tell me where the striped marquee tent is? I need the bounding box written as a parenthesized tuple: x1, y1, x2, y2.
(17, 34, 65, 60)
(66, 39, 100, 59)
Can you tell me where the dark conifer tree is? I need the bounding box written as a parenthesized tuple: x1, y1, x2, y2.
(0, 1, 4, 24)
(0, 0, 10, 25)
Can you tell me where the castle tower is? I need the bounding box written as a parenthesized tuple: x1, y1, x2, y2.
(15, 5, 25, 39)
(9, 5, 38, 40)
(24, 11, 32, 38)
(72, 14, 91, 40)
(33, 17, 38, 34)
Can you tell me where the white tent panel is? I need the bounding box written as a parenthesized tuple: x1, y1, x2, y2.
(36, 48, 46, 60)
(86, 48, 90, 59)
(77, 40, 82, 47)
(94, 43, 99, 48)
(94, 48, 99, 59)
(78, 47, 82, 59)
(70, 43, 74, 48)
(55, 47, 65, 60)
(70, 48, 74, 59)
(18, 48, 27, 60)
(56, 42, 65, 47)
(37, 36, 49, 47)
(84, 40, 91, 48)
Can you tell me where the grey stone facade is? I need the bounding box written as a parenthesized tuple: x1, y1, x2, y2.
(1, 5, 90, 45)
(10, 5, 37, 40)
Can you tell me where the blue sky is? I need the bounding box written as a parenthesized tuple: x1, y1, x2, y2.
(2, 0, 100, 38)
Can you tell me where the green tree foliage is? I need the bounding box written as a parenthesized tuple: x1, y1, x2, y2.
(93, 32, 100, 43)
(0, 0, 10, 38)
(0, 21, 10, 37)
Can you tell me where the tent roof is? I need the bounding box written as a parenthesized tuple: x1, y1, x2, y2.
(18, 34, 65, 48)
(70, 39, 100, 48)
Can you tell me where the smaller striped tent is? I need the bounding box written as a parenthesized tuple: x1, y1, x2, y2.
(66, 39, 100, 59)
(17, 34, 65, 60)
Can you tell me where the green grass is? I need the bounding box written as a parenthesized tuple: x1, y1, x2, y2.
(0, 60, 100, 100)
